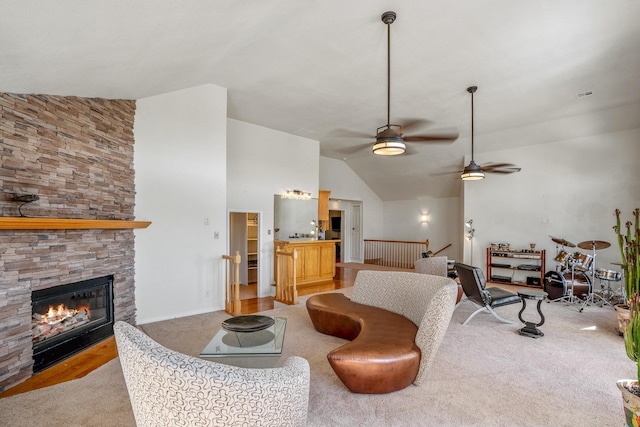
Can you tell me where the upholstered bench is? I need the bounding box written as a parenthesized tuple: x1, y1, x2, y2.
(306, 270, 458, 394)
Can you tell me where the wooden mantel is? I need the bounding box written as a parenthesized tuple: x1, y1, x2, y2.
(0, 217, 151, 230)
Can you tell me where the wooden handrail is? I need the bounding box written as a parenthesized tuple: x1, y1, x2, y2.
(222, 251, 242, 316)
(364, 238, 430, 245)
(275, 246, 298, 305)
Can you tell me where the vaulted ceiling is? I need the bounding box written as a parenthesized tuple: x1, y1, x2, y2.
(2, 1, 640, 200)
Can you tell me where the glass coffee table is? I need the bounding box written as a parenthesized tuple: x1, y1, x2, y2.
(200, 316, 287, 368)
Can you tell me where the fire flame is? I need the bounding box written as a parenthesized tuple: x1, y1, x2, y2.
(44, 304, 91, 321)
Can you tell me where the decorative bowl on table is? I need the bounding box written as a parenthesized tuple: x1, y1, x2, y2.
(221, 315, 275, 332)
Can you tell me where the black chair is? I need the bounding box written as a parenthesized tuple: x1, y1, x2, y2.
(455, 262, 521, 325)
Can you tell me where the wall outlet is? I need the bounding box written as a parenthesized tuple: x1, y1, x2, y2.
(214, 231, 219, 239)
(204, 217, 209, 225)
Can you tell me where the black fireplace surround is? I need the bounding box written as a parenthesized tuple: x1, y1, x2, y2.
(31, 275, 114, 373)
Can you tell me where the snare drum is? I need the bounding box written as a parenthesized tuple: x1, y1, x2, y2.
(596, 268, 622, 281)
(573, 252, 594, 271)
(554, 250, 571, 266)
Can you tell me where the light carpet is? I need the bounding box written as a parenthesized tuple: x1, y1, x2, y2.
(0, 288, 631, 426)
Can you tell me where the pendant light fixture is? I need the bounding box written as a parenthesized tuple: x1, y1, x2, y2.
(373, 11, 405, 156)
(460, 86, 485, 181)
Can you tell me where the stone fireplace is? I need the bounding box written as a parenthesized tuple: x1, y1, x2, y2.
(32, 275, 114, 373)
(0, 93, 139, 393)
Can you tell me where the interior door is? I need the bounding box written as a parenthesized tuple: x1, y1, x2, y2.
(350, 204, 363, 262)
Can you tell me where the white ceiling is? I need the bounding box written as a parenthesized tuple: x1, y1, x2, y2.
(2, 1, 640, 200)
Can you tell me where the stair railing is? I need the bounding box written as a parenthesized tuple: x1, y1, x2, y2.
(222, 251, 242, 315)
(363, 239, 430, 269)
(275, 246, 298, 305)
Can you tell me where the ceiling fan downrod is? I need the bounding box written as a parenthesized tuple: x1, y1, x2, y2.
(382, 11, 395, 129)
(468, 86, 477, 161)
(461, 85, 485, 181)
(373, 11, 406, 156)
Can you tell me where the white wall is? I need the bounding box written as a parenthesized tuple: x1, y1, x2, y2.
(134, 84, 228, 324)
(226, 119, 319, 296)
(319, 156, 384, 239)
(383, 198, 461, 261)
(463, 128, 640, 279)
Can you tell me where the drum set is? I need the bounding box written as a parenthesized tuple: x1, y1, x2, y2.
(544, 235, 624, 311)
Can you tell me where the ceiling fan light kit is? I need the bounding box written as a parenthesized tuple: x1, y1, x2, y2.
(372, 141, 406, 156)
(459, 86, 520, 180)
(461, 160, 486, 181)
(372, 125, 406, 155)
(367, 11, 456, 157)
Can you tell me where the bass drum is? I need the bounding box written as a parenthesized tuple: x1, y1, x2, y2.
(543, 270, 592, 300)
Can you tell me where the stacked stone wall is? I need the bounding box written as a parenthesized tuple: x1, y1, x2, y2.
(0, 93, 137, 392)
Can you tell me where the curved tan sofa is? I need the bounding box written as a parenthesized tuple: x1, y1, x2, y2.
(306, 270, 458, 394)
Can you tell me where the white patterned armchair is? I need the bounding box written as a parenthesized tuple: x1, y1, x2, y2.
(114, 321, 310, 427)
(414, 256, 448, 277)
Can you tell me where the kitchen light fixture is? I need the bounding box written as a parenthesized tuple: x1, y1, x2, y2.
(281, 190, 312, 200)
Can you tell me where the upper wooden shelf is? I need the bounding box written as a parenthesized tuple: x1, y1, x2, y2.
(0, 217, 152, 230)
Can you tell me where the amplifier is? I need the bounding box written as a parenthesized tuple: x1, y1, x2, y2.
(491, 275, 512, 283)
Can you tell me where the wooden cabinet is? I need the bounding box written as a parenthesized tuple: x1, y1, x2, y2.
(318, 190, 331, 231)
(486, 248, 545, 288)
(274, 239, 338, 286)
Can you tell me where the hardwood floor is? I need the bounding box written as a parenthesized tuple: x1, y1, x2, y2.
(0, 335, 118, 398)
(0, 266, 357, 398)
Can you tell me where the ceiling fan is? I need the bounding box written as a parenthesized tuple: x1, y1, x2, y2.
(460, 86, 521, 180)
(335, 11, 458, 157)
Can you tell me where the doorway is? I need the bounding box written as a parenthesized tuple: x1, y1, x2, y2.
(350, 203, 363, 262)
(327, 210, 342, 262)
(229, 211, 259, 300)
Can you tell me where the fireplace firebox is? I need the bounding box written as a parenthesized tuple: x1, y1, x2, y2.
(31, 275, 114, 373)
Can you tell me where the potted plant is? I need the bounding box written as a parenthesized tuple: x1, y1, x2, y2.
(615, 208, 640, 426)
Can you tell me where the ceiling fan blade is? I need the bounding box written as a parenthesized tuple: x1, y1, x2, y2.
(396, 119, 432, 134)
(404, 132, 458, 143)
(481, 162, 518, 169)
(485, 169, 520, 174)
(483, 167, 522, 174)
(327, 129, 373, 139)
(432, 170, 464, 176)
(338, 142, 374, 155)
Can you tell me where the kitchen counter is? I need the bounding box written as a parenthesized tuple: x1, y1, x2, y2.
(274, 239, 339, 286)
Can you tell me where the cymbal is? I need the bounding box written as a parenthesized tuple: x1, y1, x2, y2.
(549, 235, 576, 247)
(577, 240, 611, 250)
